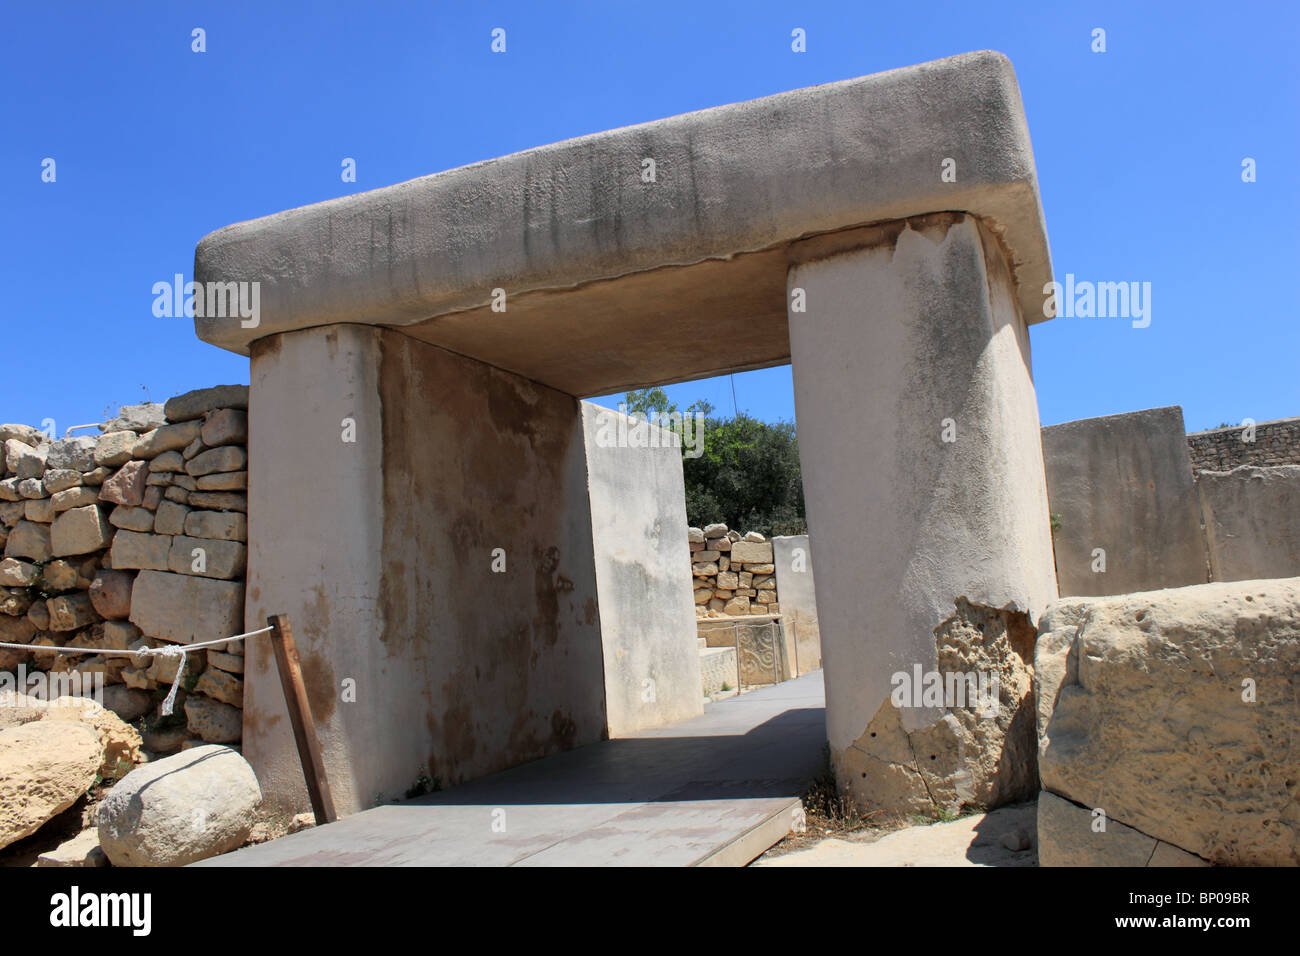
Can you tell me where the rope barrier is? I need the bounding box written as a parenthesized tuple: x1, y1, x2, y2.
(0, 625, 275, 716)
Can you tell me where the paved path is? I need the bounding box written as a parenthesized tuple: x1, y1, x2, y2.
(200, 672, 827, 867)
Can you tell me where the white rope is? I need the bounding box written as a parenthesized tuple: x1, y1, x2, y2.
(0, 625, 275, 716)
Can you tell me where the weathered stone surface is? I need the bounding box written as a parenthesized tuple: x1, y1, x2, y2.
(46, 593, 98, 631)
(110, 531, 172, 571)
(187, 491, 245, 512)
(35, 828, 108, 867)
(42, 696, 143, 779)
(167, 535, 246, 579)
(691, 562, 718, 577)
(22, 601, 47, 631)
(128, 570, 243, 645)
(100, 684, 151, 722)
(195, 471, 247, 491)
(185, 446, 247, 477)
(0, 424, 44, 447)
(81, 466, 111, 486)
(88, 570, 134, 620)
(42, 469, 82, 494)
(98, 744, 261, 866)
(50, 504, 113, 556)
(131, 420, 201, 458)
(148, 450, 185, 473)
(50, 485, 99, 513)
(688, 527, 704, 544)
(0, 478, 19, 501)
(39, 559, 83, 591)
(109, 505, 154, 532)
(1042, 406, 1207, 596)
(142, 485, 165, 510)
(24, 497, 55, 522)
(199, 408, 248, 447)
(164, 386, 250, 423)
(99, 403, 167, 435)
(98, 460, 148, 507)
(1037, 791, 1208, 867)
(193, 668, 243, 706)
(46, 436, 97, 472)
(7, 439, 48, 479)
(94, 430, 139, 468)
(18, 478, 45, 499)
(207, 650, 244, 674)
(1196, 465, 1300, 583)
(729, 540, 774, 564)
(153, 499, 190, 536)
(1037, 578, 1300, 866)
(4, 520, 52, 561)
(0, 720, 100, 850)
(0, 588, 33, 616)
(183, 510, 246, 542)
(100, 620, 141, 650)
(182, 697, 243, 743)
(0, 557, 38, 587)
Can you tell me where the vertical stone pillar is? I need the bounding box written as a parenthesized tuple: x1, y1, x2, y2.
(787, 213, 1058, 817)
(245, 325, 607, 818)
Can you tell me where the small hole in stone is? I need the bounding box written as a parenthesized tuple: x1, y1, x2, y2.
(1136, 611, 1146, 622)
(861, 772, 867, 778)
(930, 755, 936, 761)
(870, 732, 876, 738)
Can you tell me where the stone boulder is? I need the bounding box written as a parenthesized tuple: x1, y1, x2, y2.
(97, 745, 262, 866)
(0, 720, 101, 849)
(42, 696, 143, 780)
(1037, 577, 1300, 866)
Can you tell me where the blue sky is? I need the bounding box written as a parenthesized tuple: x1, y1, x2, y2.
(2, 1, 1295, 434)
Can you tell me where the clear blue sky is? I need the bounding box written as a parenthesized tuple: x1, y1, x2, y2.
(2, 1, 1295, 434)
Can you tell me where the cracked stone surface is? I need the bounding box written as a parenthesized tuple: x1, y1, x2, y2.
(837, 599, 1038, 820)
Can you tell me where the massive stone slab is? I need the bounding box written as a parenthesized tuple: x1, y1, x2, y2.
(1041, 406, 1207, 596)
(1037, 578, 1300, 866)
(194, 51, 1051, 399)
(1196, 465, 1300, 582)
(771, 535, 821, 674)
(580, 403, 703, 735)
(128, 570, 244, 645)
(244, 326, 606, 816)
(788, 213, 1057, 818)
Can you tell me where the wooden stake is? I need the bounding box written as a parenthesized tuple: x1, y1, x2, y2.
(267, 614, 338, 825)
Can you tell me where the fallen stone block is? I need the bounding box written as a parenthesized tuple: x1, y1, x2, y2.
(0, 721, 101, 850)
(98, 744, 260, 866)
(1037, 577, 1300, 865)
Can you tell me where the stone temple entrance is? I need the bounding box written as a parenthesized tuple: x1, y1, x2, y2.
(192, 50, 1058, 819)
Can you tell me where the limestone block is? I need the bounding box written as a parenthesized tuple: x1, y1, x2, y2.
(0, 558, 38, 587)
(730, 541, 773, 563)
(1037, 791, 1208, 867)
(46, 436, 97, 472)
(163, 385, 249, 423)
(99, 403, 167, 435)
(167, 535, 246, 579)
(187, 491, 245, 512)
(110, 531, 172, 571)
(47, 593, 98, 631)
(183, 510, 246, 542)
(89, 570, 135, 620)
(7, 439, 48, 479)
(0, 721, 101, 850)
(186, 446, 247, 477)
(109, 505, 155, 532)
(182, 698, 243, 744)
(1196, 465, 1300, 582)
(98, 460, 148, 507)
(4, 520, 52, 561)
(199, 408, 248, 447)
(131, 420, 201, 458)
(18, 478, 45, 499)
(1037, 578, 1300, 865)
(24, 498, 55, 523)
(42, 469, 82, 493)
(98, 745, 260, 866)
(50, 486, 99, 513)
(94, 431, 139, 468)
(153, 499, 190, 536)
(128, 570, 243, 645)
(193, 669, 243, 707)
(148, 450, 185, 473)
(50, 504, 113, 557)
(195, 471, 247, 491)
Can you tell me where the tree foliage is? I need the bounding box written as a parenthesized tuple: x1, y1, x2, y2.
(623, 389, 807, 537)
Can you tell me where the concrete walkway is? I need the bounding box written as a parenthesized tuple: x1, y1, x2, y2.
(200, 672, 827, 867)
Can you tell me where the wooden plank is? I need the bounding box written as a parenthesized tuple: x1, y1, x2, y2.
(267, 614, 338, 824)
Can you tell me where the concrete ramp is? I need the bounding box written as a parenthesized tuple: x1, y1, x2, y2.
(199, 672, 826, 867)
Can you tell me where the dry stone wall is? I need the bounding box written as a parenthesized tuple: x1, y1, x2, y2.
(1187, 417, 1300, 472)
(688, 523, 779, 618)
(0, 386, 249, 755)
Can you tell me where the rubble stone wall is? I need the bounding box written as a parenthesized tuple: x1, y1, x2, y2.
(0, 386, 249, 755)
